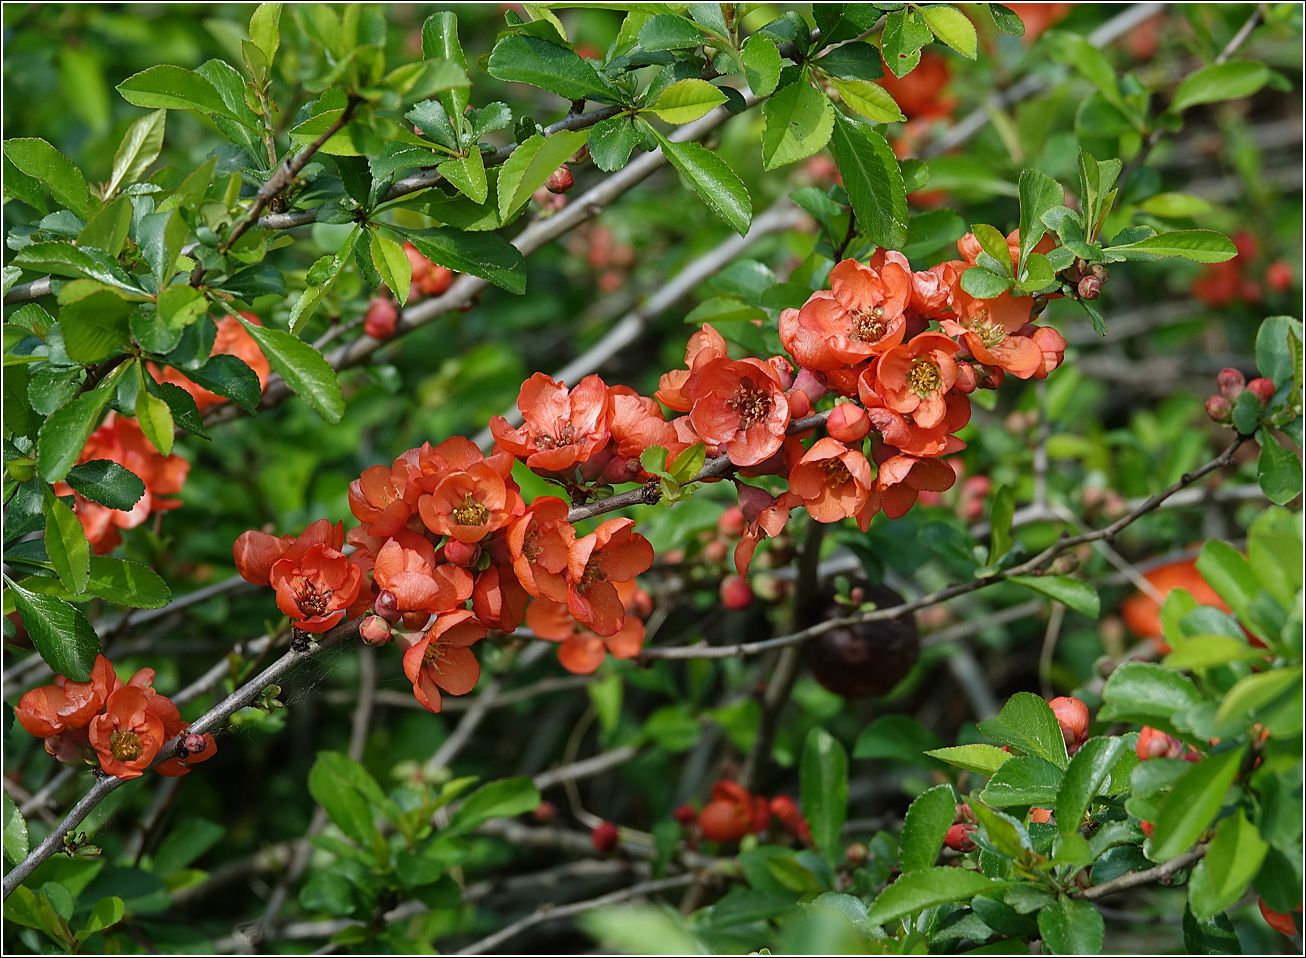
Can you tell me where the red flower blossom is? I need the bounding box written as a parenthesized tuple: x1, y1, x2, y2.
(872, 332, 961, 429)
(373, 538, 472, 617)
(733, 484, 800, 578)
(698, 781, 762, 843)
(472, 563, 530, 632)
(15, 654, 118, 739)
(400, 610, 487, 713)
(508, 496, 575, 602)
(780, 259, 911, 371)
(685, 358, 791, 467)
(1024, 324, 1068, 379)
(656, 324, 728, 412)
(861, 448, 957, 525)
(348, 448, 424, 537)
(859, 375, 972, 460)
(234, 519, 362, 633)
(418, 457, 525, 544)
(88, 686, 168, 780)
(490, 373, 611, 473)
(787, 437, 874, 523)
(567, 518, 654, 636)
(526, 580, 649, 674)
(942, 288, 1042, 379)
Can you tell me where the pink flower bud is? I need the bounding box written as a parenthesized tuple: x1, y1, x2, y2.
(765, 356, 794, 391)
(359, 615, 393, 646)
(954, 362, 978, 394)
(1247, 377, 1275, 404)
(1077, 274, 1103, 299)
(787, 388, 812, 419)
(1047, 696, 1090, 754)
(374, 590, 401, 622)
(546, 165, 574, 194)
(945, 823, 976, 852)
(183, 732, 208, 754)
(718, 505, 746, 538)
(1206, 395, 1233, 423)
(443, 539, 482, 568)
(720, 575, 754, 610)
(1217, 368, 1246, 400)
(791, 368, 829, 405)
(826, 403, 870, 443)
(591, 821, 619, 852)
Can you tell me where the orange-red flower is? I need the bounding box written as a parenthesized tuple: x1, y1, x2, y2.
(780, 259, 911, 371)
(88, 686, 168, 780)
(490, 373, 611, 473)
(943, 287, 1042, 379)
(234, 519, 362, 632)
(150, 313, 271, 413)
(1024, 324, 1068, 379)
(508, 496, 575, 602)
(656, 324, 729, 412)
(15, 654, 118, 740)
(526, 580, 649, 674)
(348, 447, 424, 537)
(733, 485, 800, 578)
(861, 448, 957, 525)
(53, 413, 190, 554)
(698, 781, 766, 843)
(372, 538, 472, 618)
(567, 518, 654, 636)
(859, 374, 971, 460)
(472, 562, 530, 632)
(787, 437, 874, 523)
(400, 610, 487, 712)
(685, 358, 791, 467)
(871, 332, 961, 429)
(418, 459, 525, 544)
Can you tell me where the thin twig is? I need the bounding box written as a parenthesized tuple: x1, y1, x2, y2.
(1038, 603, 1067, 700)
(1081, 845, 1207, 900)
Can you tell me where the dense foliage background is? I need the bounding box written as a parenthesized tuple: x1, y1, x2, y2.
(2, 3, 1302, 955)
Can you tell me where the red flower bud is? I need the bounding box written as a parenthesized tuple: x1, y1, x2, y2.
(734, 481, 777, 525)
(954, 362, 977, 394)
(417, 265, 454, 297)
(975, 364, 1005, 390)
(720, 575, 754, 610)
(1205, 395, 1233, 423)
(1139, 820, 1154, 838)
(443, 539, 482, 568)
(1247, 377, 1275, 404)
(591, 821, 619, 852)
(374, 590, 401, 622)
(533, 801, 557, 824)
(1047, 696, 1090, 754)
(546, 165, 575, 194)
(674, 803, 698, 826)
(183, 732, 208, 754)
(1217, 367, 1246, 399)
(1077, 274, 1103, 300)
(364, 297, 399, 340)
(944, 823, 976, 852)
(699, 800, 751, 843)
(718, 505, 746, 538)
(359, 615, 393, 647)
(826, 403, 870, 443)
(845, 841, 869, 865)
(787, 388, 813, 420)
(702, 540, 728, 564)
(791, 368, 829, 405)
(1265, 260, 1295, 293)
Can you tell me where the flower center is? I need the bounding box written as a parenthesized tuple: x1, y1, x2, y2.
(423, 639, 445, 666)
(907, 358, 942, 397)
(821, 458, 852, 485)
(535, 420, 577, 450)
(297, 582, 330, 617)
(973, 318, 1005, 348)
(110, 729, 142, 763)
(451, 494, 489, 527)
(849, 306, 887, 343)
(727, 377, 773, 429)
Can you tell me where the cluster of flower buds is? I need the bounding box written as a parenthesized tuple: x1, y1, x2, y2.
(1205, 366, 1276, 425)
(675, 780, 812, 845)
(15, 655, 216, 780)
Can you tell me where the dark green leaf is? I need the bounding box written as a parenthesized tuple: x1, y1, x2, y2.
(7, 581, 101, 681)
(1188, 810, 1267, 919)
(58, 289, 132, 364)
(867, 867, 1009, 924)
(1149, 747, 1244, 862)
(1182, 905, 1242, 955)
(981, 756, 1063, 806)
(853, 715, 944, 765)
(1007, 574, 1100, 618)
(37, 390, 111, 483)
(990, 4, 1026, 36)
(107, 110, 167, 196)
(117, 65, 257, 127)
(813, 42, 885, 81)
(184, 354, 263, 414)
(3, 138, 90, 218)
(801, 727, 848, 866)
(741, 34, 781, 96)
(486, 34, 609, 101)
(761, 80, 835, 170)
(3, 793, 29, 866)
(1099, 662, 1203, 730)
(646, 125, 752, 236)
(235, 317, 344, 423)
(43, 482, 90, 595)
(1257, 431, 1301, 506)
(638, 14, 708, 51)
(1254, 315, 1303, 388)
(83, 557, 171, 609)
(1055, 736, 1126, 834)
(589, 115, 642, 171)
(400, 225, 527, 294)
(64, 460, 146, 511)
(1102, 229, 1236, 263)
(899, 784, 955, 871)
(829, 112, 907, 250)
(977, 692, 1070, 768)
(1038, 896, 1104, 954)
(881, 8, 933, 78)
(446, 777, 542, 836)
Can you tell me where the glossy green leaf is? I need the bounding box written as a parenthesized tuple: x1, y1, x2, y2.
(64, 460, 146, 512)
(1007, 574, 1100, 618)
(486, 34, 608, 101)
(977, 692, 1070, 768)
(921, 4, 977, 59)
(3, 792, 28, 866)
(117, 65, 257, 127)
(1016, 169, 1063, 272)
(1055, 736, 1126, 834)
(1258, 430, 1302, 506)
(589, 115, 642, 172)
(400, 226, 527, 295)
(649, 79, 726, 125)
(497, 130, 590, 221)
(368, 230, 412, 307)
(3, 138, 89, 218)
(37, 389, 112, 483)
(925, 744, 1014, 776)
(106, 109, 166, 197)
(1163, 634, 1268, 670)
(1102, 229, 1237, 263)
(740, 34, 781, 96)
(1149, 747, 1245, 862)
(43, 482, 90, 595)
(1214, 667, 1303, 728)
(828, 112, 907, 250)
(761, 81, 835, 170)
(422, 11, 471, 118)
(899, 784, 956, 871)
(881, 8, 933, 78)
(831, 78, 904, 123)
(1099, 662, 1203, 729)
(1188, 809, 1268, 919)
(446, 777, 542, 836)
(437, 149, 488, 205)
(801, 727, 848, 865)
(1038, 896, 1104, 954)
(638, 13, 708, 51)
(7, 581, 101, 682)
(235, 317, 345, 424)
(134, 380, 174, 457)
(981, 756, 1064, 806)
(867, 867, 1010, 924)
(59, 289, 132, 364)
(646, 125, 752, 236)
(1172, 61, 1270, 113)
(959, 266, 1015, 298)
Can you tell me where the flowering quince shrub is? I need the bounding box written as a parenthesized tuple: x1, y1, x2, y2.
(1, 4, 1302, 955)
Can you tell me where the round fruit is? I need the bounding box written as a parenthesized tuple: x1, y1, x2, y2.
(807, 583, 919, 698)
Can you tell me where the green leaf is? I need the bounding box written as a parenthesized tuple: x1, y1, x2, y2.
(308, 752, 383, 850)
(64, 460, 145, 512)
(134, 381, 174, 457)
(7, 581, 101, 682)
(43, 483, 90, 595)
(741, 34, 781, 96)
(646, 125, 752, 236)
(235, 316, 344, 424)
(1255, 315, 1303, 388)
(399, 226, 527, 295)
(82, 557, 171, 609)
(1149, 747, 1245, 862)
(289, 231, 358, 335)
(1099, 662, 1203, 731)
(152, 818, 224, 875)
(668, 442, 706, 484)
(250, 3, 282, 64)
(37, 389, 112, 483)
(1016, 169, 1063, 273)
(446, 777, 542, 836)
(980, 756, 1064, 806)
(987, 484, 1015, 564)
(867, 867, 1009, 924)
(422, 11, 471, 118)
(977, 692, 1070, 768)
(106, 109, 166, 197)
(1055, 736, 1126, 834)
(78, 198, 133, 259)
(1038, 896, 1104, 954)
(1258, 430, 1302, 506)
(437, 150, 488, 205)
(3, 138, 90, 218)
(638, 13, 709, 51)
(899, 784, 956, 871)
(881, 8, 933, 78)
(831, 78, 904, 123)
(761, 81, 835, 171)
(649, 79, 726, 125)
(829, 112, 907, 250)
(1195, 540, 1258, 622)
(924, 744, 1013, 776)
(1188, 809, 1267, 919)
(853, 715, 944, 766)
(74, 896, 124, 944)
(59, 289, 132, 364)
(990, 4, 1026, 36)
(486, 34, 608, 101)
(1102, 229, 1236, 263)
(1172, 61, 1270, 113)
(300, 871, 356, 916)
(183, 354, 263, 414)
(116, 65, 257, 127)
(921, 4, 977, 59)
(3, 792, 29, 866)
(801, 727, 848, 866)
(1214, 667, 1303, 729)
(589, 115, 642, 172)
(813, 42, 885, 82)
(1007, 574, 1100, 619)
(1046, 33, 1127, 116)
(368, 230, 412, 307)
(971, 799, 1030, 858)
(1163, 634, 1268, 670)
(1138, 191, 1213, 219)
(496, 130, 591, 221)
(959, 266, 1015, 299)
